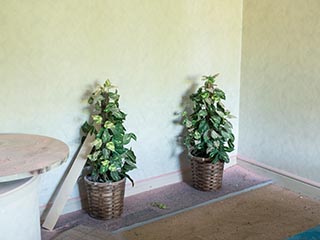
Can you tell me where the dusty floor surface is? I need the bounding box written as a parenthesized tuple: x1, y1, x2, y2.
(53, 225, 122, 240)
(52, 185, 320, 240)
(42, 165, 269, 239)
(121, 185, 320, 240)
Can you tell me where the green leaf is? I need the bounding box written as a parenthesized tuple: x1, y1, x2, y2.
(201, 91, 209, 99)
(151, 202, 167, 209)
(106, 141, 115, 151)
(104, 121, 114, 129)
(183, 119, 193, 128)
(229, 133, 235, 142)
(227, 114, 236, 119)
(194, 131, 201, 140)
(217, 101, 226, 113)
(224, 139, 235, 152)
(214, 88, 226, 100)
(123, 133, 137, 144)
(91, 138, 102, 149)
(101, 160, 109, 166)
(81, 121, 92, 134)
(123, 163, 136, 172)
(198, 120, 209, 134)
(113, 110, 126, 119)
(109, 163, 117, 172)
(108, 92, 120, 101)
(129, 133, 137, 141)
(92, 115, 103, 124)
(203, 130, 210, 143)
(88, 151, 100, 161)
(220, 152, 230, 163)
(110, 171, 121, 181)
(99, 165, 107, 174)
(126, 149, 136, 162)
(111, 123, 125, 135)
(211, 129, 220, 139)
(208, 148, 219, 158)
(113, 138, 123, 148)
(198, 110, 207, 118)
(216, 110, 225, 118)
(125, 158, 137, 167)
(101, 129, 111, 143)
(96, 128, 104, 138)
(205, 97, 212, 105)
(88, 96, 94, 104)
(104, 79, 112, 88)
(202, 74, 219, 84)
(213, 140, 220, 148)
(104, 102, 116, 113)
(211, 115, 221, 124)
(212, 154, 220, 164)
(111, 152, 122, 163)
(221, 130, 230, 140)
(222, 122, 233, 133)
(212, 73, 219, 79)
(102, 148, 110, 159)
(115, 146, 126, 155)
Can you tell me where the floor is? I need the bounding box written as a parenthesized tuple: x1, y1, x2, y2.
(41, 166, 320, 240)
(122, 185, 320, 240)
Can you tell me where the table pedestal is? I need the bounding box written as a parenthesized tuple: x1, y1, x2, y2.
(0, 176, 40, 240)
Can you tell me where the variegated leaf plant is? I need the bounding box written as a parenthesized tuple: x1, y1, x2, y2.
(182, 74, 235, 163)
(82, 80, 137, 184)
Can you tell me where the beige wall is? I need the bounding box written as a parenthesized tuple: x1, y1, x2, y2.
(0, 1, 242, 208)
(239, 0, 320, 182)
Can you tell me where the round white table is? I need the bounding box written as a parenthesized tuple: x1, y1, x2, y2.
(0, 134, 69, 240)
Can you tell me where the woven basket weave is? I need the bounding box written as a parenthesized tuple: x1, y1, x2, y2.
(189, 153, 224, 191)
(84, 176, 125, 220)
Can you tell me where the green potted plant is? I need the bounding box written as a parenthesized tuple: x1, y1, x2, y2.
(182, 74, 235, 191)
(81, 79, 137, 219)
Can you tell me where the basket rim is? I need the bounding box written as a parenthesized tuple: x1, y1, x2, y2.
(84, 175, 126, 186)
(188, 150, 225, 164)
(188, 151, 211, 163)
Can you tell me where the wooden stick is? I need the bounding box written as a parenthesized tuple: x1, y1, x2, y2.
(42, 134, 94, 230)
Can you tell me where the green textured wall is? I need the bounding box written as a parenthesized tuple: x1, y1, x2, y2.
(239, 0, 320, 182)
(0, 1, 242, 207)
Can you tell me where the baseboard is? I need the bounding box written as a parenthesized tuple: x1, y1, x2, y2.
(125, 155, 237, 197)
(40, 156, 237, 216)
(237, 156, 320, 200)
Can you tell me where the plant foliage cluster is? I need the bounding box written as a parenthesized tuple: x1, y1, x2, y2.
(182, 74, 235, 163)
(82, 80, 137, 184)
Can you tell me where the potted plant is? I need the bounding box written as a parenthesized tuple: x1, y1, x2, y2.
(182, 74, 235, 191)
(81, 79, 137, 219)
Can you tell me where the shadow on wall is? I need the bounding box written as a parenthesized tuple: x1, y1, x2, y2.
(40, 80, 105, 221)
(41, 78, 200, 219)
(81, 81, 102, 116)
(173, 76, 198, 186)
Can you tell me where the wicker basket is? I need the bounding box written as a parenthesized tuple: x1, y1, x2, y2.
(84, 176, 126, 220)
(189, 153, 224, 191)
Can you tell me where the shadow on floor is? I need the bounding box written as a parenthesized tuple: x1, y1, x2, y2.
(42, 165, 271, 240)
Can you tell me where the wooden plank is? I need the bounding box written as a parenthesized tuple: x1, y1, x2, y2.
(0, 134, 69, 182)
(42, 134, 94, 230)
